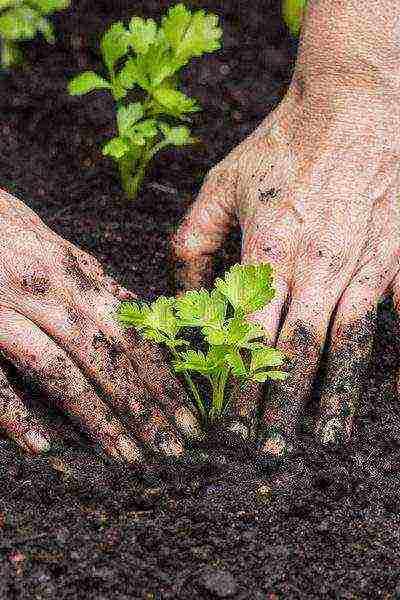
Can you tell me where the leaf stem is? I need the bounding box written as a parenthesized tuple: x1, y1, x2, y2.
(170, 348, 206, 423)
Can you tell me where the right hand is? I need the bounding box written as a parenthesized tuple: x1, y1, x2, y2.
(0, 188, 203, 463)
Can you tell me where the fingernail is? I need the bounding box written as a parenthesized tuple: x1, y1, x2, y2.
(114, 435, 143, 462)
(259, 434, 292, 457)
(227, 421, 249, 440)
(24, 431, 51, 453)
(158, 436, 184, 457)
(175, 407, 204, 439)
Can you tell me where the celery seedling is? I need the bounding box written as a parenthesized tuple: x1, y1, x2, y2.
(67, 3, 223, 201)
(115, 264, 289, 426)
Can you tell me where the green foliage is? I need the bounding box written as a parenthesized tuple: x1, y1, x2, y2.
(282, 0, 307, 38)
(0, 0, 70, 71)
(115, 264, 289, 425)
(67, 2, 223, 201)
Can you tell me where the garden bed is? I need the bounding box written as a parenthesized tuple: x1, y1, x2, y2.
(0, 1, 400, 598)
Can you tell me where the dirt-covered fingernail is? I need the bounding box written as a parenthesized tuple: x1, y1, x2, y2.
(24, 430, 51, 453)
(155, 432, 184, 457)
(174, 407, 204, 439)
(226, 421, 249, 440)
(112, 435, 143, 462)
(317, 417, 346, 445)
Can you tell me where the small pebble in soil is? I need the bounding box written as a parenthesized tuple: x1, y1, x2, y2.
(198, 566, 238, 598)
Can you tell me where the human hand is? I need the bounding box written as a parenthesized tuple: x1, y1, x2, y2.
(170, 0, 400, 463)
(0, 188, 202, 463)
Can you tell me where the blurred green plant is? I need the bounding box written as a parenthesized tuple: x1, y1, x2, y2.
(0, 0, 70, 71)
(282, 0, 307, 38)
(67, 3, 223, 201)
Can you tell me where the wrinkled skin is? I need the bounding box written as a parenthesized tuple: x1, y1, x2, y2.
(0, 189, 203, 462)
(172, 0, 400, 462)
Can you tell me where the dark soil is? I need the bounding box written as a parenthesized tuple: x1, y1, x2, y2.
(0, 1, 400, 598)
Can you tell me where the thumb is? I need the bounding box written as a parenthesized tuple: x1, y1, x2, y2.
(170, 163, 237, 293)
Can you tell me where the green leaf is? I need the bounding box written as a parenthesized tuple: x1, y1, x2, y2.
(175, 288, 227, 328)
(0, 38, 23, 68)
(128, 16, 158, 55)
(102, 136, 130, 159)
(117, 55, 151, 92)
(68, 71, 112, 95)
(160, 3, 223, 65)
(282, 0, 307, 38)
(172, 349, 214, 375)
(0, 6, 41, 41)
(142, 296, 180, 338)
(201, 325, 226, 346)
(100, 21, 131, 73)
(116, 102, 144, 137)
(251, 370, 288, 382)
(250, 347, 285, 372)
(129, 118, 158, 140)
(225, 316, 265, 346)
(116, 300, 150, 328)
(224, 351, 248, 378)
(158, 122, 196, 146)
(214, 263, 276, 314)
(35, 15, 54, 43)
(152, 87, 201, 118)
(26, 0, 71, 15)
(0, 1, 18, 10)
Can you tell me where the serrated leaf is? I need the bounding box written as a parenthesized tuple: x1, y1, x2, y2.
(100, 21, 131, 73)
(117, 55, 151, 92)
(0, 1, 18, 10)
(224, 351, 248, 378)
(175, 288, 227, 327)
(142, 329, 170, 344)
(142, 296, 179, 338)
(201, 325, 226, 346)
(116, 300, 150, 328)
(116, 102, 144, 137)
(27, 0, 70, 15)
(159, 123, 195, 146)
(0, 6, 40, 41)
(152, 87, 201, 117)
(128, 16, 157, 55)
(225, 316, 265, 346)
(214, 263, 276, 314)
(251, 370, 288, 382)
(160, 3, 222, 65)
(129, 118, 158, 140)
(102, 136, 130, 159)
(250, 347, 285, 372)
(172, 349, 214, 375)
(68, 71, 112, 95)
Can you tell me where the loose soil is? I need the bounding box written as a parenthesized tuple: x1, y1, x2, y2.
(0, 1, 400, 598)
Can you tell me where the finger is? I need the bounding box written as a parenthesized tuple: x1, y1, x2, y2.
(59, 247, 203, 442)
(170, 162, 238, 293)
(221, 275, 292, 442)
(0, 308, 144, 463)
(314, 216, 400, 446)
(219, 186, 300, 442)
(61, 240, 138, 301)
(0, 359, 52, 454)
(254, 225, 359, 458)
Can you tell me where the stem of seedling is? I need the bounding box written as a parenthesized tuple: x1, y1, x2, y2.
(170, 348, 207, 424)
(209, 369, 229, 423)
